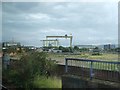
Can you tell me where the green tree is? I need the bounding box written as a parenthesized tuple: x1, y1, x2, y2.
(59, 46, 73, 52)
(74, 46, 79, 51)
(79, 48, 89, 52)
(92, 47, 101, 55)
(3, 52, 56, 88)
(59, 46, 64, 50)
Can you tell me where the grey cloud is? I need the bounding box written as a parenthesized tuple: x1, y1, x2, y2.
(2, 2, 118, 46)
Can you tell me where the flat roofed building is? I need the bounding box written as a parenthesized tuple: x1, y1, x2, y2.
(2, 41, 21, 47)
(104, 44, 116, 50)
(75, 45, 96, 49)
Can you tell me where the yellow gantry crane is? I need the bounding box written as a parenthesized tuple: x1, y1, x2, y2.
(46, 34, 73, 47)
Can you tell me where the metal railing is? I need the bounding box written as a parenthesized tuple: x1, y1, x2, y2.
(65, 58, 120, 82)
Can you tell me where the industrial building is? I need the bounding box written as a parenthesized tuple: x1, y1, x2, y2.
(2, 41, 21, 47)
(75, 45, 96, 49)
(104, 44, 116, 50)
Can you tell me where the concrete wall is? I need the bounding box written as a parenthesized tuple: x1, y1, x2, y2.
(51, 64, 120, 88)
(62, 75, 88, 88)
(54, 64, 120, 82)
(62, 75, 120, 88)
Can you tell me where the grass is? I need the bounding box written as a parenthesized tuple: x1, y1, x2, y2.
(48, 53, 119, 63)
(33, 75, 62, 88)
(48, 53, 119, 71)
(89, 53, 119, 62)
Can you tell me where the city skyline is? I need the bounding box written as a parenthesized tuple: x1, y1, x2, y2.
(2, 2, 118, 47)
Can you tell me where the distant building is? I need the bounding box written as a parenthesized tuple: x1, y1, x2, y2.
(51, 49, 62, 53)
(104, 44, 116, 50)
(45, 48, 62, 53)
(36, 48, 43, 52)
(75, 45, 96, 49)
(28, 46, 36, 50)
(2, 41, 21, 47)
(2, 41, 21, 53)
(21, 46, 37, 52)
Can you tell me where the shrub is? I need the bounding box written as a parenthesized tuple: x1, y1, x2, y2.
(3, 52, 57, 88)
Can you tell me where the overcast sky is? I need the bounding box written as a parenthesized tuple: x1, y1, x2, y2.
(2, 1, 118, 47)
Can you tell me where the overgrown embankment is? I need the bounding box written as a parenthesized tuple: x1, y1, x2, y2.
(2, 52, 62, 89)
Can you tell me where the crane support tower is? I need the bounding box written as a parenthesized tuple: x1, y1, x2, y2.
(46, 34, 73, 47)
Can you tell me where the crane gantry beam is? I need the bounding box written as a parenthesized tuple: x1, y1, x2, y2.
(46, 36, 72, 38)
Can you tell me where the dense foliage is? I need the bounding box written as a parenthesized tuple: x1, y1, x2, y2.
(59, 46, 73, 52)
(3, 52, 57, 88)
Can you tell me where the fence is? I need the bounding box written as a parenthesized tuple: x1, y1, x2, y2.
(65, 58, 120, 82)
